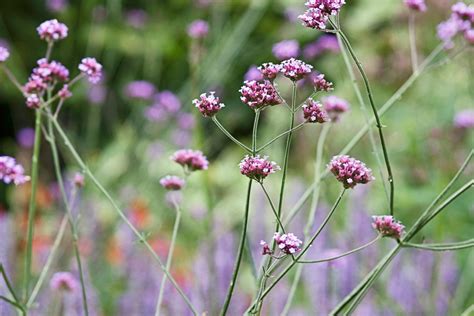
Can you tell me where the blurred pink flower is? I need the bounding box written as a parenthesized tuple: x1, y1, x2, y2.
(272, 40, 300, 60)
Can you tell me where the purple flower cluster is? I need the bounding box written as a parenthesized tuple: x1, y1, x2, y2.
(322, 95, 350, 121)
(303, 35, 340, 59)
(312, 73, 334, 92)
(50, 272, 78, 292)
(299, 0, 346, 30)
(26, 94, 41, 109)
(171, 149, 209, 171)
(372, 216, 405, 239)
(24, 58, 70, 94)
(272, 40, 300, 60)
(37, 19, 68, 42)
(437, 2, 474, 48)
(329, 155, 374, 189)
(0, 156, 30, 185)
(258, 63, 281, 80)
(279, 58, 313, 81)
(239, 155, 280, 182)
(404, 0, 427, 12)
(160, 175, 186, 191)
(454, 109, 474, 129)
(239, 80, 282, 109)
(79, 57, 103, 84)
(187, 20, 209, 39)
(58, 84, 72, 99)
(124, 80, 156, 100)
(273, 232, 303, 255)
(302, 99, 330, 123)
(0, 46, 9, 62)
(193, 92, 225, 117)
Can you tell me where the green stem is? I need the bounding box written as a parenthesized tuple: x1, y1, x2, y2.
(23, 109, 42, 301)
(0, 264, 20, 303)
(334, 21, 395, 216)
(212, 116, 252, 153)
(408, 13, 418, 73)
(281, 124, 330, 315)
(220, 180, 253, 316)
(403, 239, 474, 251)
(48, 114, 198, 315)
(155, 204, 182, 316)
(26, 216, 68, 308)
(46, 111, 89, 316)
(259, 183, 286, 234)
(0, 295, 26, 315)
(256, 122, 305, 153)
(252, 110, 260, 154)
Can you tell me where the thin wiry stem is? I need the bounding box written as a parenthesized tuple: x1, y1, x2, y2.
(281, 123, 330, 315)
(212, 116, 252, 153)
(23, 109, 42, 300)
(403, 239, 474, 251)
(408, 13, 418, 73)
(27, 216, 68, 308)
(333, 20, 395, 216)
(256, 122, 306, 153)
(46, 111, 89, 315)
(0, 295, 25, 315)
(259, 182, 286, 234)
(48, 114, 198, 315)
(0, 264, 20, 304)
(0, 64, 26, 95)
(155, 203, 182, 316)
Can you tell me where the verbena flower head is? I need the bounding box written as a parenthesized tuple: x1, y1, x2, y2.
(0, 46, 9, 62)
(187, 20, 209, 39)
(193, 91, 225, 117)
(160, 175, 185, 191)
(124, 80, 156, 100)
(79, 57, 103, 84)
(50, 272, 78, 292)
(272, 40, 300, 60)
(306, 0, 346, 15)
(258, 62, 281, 80)
(260, 240, 272, 255)
(24, 59, 69, 94)
(155, 91, 181, 113)
(37, 19, 68, 42)
(58, 84, 72, 99)
(239, 155, 280, 182)
(302, 99, 330, 123)
(171, 149, 209, 171)
(372, 215, 405, 239)
(437, 2, 474, 49)
(279, 58, 313, 81)
(312, 73, 334, 91)
(274, 232, 303, 255)
(73, 172, 85, 188)
(329, 155, 374, 189)
(0, 156, 30, 185)
(322, 95, 350, 121)
(404, 0, 427, 12)
(298, 8, 329, 30)
(239, 80, 282, 109)
(26, 94, 41, 109)
(454, 109, 474, 129)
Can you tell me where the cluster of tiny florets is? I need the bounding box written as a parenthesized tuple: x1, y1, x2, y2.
(50, 272, 78, 292)
(329, 155, 374, 189)
(26, 94, 41, 109)
(58, 84, 72, 99)
(171, 149, 209, 171)
(299, 0, 346, 30)
(24, 58, 70, 94)
(79, 57, 103, 84)
(187, 20, 209, 39)
(404, 0, 427, 12)
(239, 80, 282, 109)
(312, 73, 334, 91)
(258, 62, 281, 80)
(239, 155, 280, 181)
(454, 109, 474, 129)
(160, 175, 186, 191)
(193, 91, 225, 117)
(0, 46, 9, 62)
(437, 2, 474, 49)
(302, 99, 330, 123)
(322, 95, 350, 121)
(37, 19, 68, 42)
(273, 232, 303, 255)
(0, 156, 30, 185)
(279, 58, 313, 81)
(372, 216, 405, 239)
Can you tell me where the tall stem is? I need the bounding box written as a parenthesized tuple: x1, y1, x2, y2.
(48, 114, 198, 315)
(281, 123, 330, 315)
(155, 204, 182, 316)
(46, 113, 89, 315)
(408, 13, 418, 73)
(23, 109, 42, 300)
(335, 23, 395, 216)
(220, 180, 253, 315)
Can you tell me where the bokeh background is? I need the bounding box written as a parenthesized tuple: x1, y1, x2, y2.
(0, 0, 473, 315)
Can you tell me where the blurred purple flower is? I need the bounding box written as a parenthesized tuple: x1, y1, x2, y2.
(187, 20, 209, 39)
(272, 40, 300, 60)
(454, 109, 474, 129)
(177, 112, 196, 130)
(144, 105, 168, 122)
(303, 35, 340, 59)
(125, 9, 148, 29)
(124, 80, 156, 100)
(244, 65, 264, 81)
(88, 84, 107, 105)
(46, 0, 68, 13)
(17, 128, 35, 148)
(155, 90, 181, 113)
